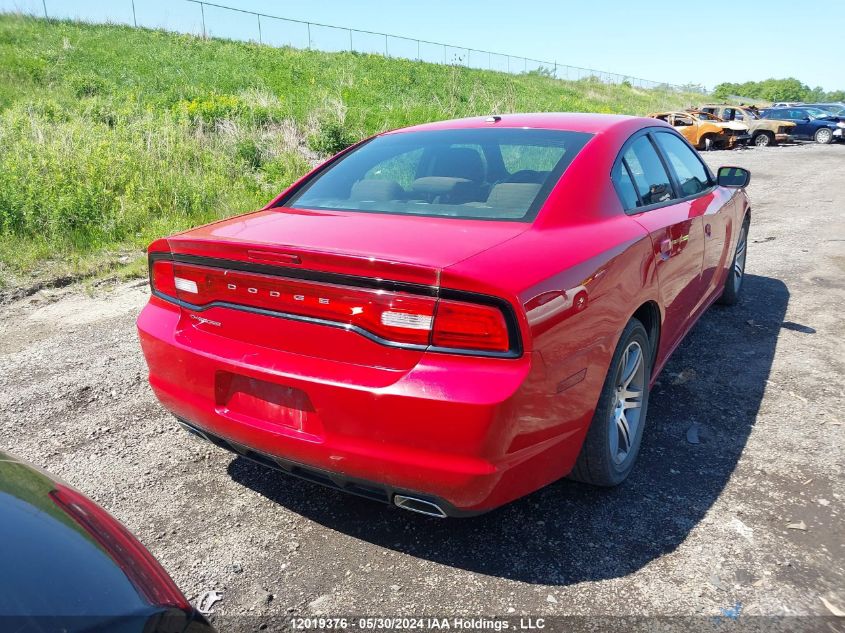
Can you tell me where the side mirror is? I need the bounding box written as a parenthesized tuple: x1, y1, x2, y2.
(717, 166, 751, 188)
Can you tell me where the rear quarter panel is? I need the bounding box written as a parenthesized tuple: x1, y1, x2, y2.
(439, 120, 661, 479)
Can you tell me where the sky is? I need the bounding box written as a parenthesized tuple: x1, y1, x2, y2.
(3, 0, 843, 92)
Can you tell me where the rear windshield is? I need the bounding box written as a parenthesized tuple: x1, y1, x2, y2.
(282, 128, 593, 221)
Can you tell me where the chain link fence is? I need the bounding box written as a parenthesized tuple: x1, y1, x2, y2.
(17, 0, 703, 95)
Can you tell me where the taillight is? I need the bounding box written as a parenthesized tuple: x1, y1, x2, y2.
(150, 257, 514, 355)
(150, 259, 177, 297)
(432, 299, 510, 352)
(50, 485, 190, 610)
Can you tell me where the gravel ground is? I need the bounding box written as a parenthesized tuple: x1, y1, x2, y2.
(0, 143, 843, 631)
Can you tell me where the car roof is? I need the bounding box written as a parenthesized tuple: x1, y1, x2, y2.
(385, 112, 656, 135)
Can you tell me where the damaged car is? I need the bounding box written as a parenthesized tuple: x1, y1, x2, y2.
(698, 104, 794, 147)
(647, 111, 750, 149)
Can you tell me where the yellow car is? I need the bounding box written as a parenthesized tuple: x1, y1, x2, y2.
(699, 104, 795, 147)
(647, 111, 750, 150)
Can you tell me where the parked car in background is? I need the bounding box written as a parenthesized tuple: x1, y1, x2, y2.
(771, 102, 803, 108)
(647, 110, 749, 149)
(0, 451, 214, 632)
(138, 113, 752, 516)
(803, 103, 845, 116)
(698, 104, 794, 146)
(760, 106, 845, 144)
(690, 110, 754, 145)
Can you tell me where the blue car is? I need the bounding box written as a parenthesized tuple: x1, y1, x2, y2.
(761, 107, 845, 144)
(803, 103, 845, 117)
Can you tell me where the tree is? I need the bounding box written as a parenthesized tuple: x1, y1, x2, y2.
(712, 78, 844, 103)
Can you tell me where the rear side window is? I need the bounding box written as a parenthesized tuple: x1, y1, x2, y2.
(284, 128, 593, 221)
(611, 161, 639, 210)
(620, 136, 675, 208)
(653, 132, 711, 197)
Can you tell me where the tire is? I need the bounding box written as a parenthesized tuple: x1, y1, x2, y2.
(814, 127, 833, 144)
(753, 132, 773, 147)
(699, 134, 716, 151)
(717, 218, 749, 306)
(570, 318, 651, 486)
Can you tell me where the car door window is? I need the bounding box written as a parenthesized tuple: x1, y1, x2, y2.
(620, 136, 675, 208)
(653, 132, 711, 197)
(611, 161, 640, 210)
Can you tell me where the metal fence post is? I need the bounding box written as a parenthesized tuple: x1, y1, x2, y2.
(42, 0, 47, 18)
(101, 0, 694, 94)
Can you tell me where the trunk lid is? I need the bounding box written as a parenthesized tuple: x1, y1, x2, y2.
(160, 208, 526, 371)
(167, 207, 528, 286)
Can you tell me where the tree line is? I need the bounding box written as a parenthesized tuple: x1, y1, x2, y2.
(712, 78, 845, 103)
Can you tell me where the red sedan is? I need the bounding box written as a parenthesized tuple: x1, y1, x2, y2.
(138, 113, 751, 517)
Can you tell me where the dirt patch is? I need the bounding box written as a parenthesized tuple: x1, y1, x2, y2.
(0, 143, 843, 626)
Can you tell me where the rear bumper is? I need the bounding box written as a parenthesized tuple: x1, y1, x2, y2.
(177, 417, 480, 517)
(774, 133, 793, 143)
(137, 298, 585, 513)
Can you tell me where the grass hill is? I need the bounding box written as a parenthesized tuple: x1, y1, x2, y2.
(0, 14, 704, 286)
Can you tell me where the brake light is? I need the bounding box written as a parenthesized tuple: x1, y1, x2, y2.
(50, 484, 190, 610)
(150, 258, 513, 354)
(150, 259, 176, 297)
(432, 299, 510, 352)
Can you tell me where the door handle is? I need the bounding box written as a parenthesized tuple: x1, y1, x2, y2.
(705, 223, 712, 237)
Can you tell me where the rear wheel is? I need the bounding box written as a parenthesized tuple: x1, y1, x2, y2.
(717, 218, 749, 306)
(699, 134, 717, 151)
(753, 132, 773, 147)
(571, 318, 651, 486)
(815, 127, 833, 144)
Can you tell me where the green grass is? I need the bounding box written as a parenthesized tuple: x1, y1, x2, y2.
(0, 14, 704, 286)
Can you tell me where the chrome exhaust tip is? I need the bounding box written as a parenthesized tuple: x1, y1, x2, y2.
(393, 495, 447, 518)
(178, 420, 210, 442)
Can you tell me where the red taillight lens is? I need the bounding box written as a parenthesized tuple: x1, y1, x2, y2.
(150, 258, 514, 354)
(160, 262, 437, 346)
(150, 259, 176, 297)
(432, 299, 510, 353)
(49, 485, 190, 610)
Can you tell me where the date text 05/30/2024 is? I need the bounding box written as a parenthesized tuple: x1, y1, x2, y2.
(290, 617, 547, 630)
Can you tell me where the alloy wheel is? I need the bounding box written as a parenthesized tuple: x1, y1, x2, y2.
(609, 341, 645, 466)
(754, 133, 771, 147)
(816, 128, 832, 144)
